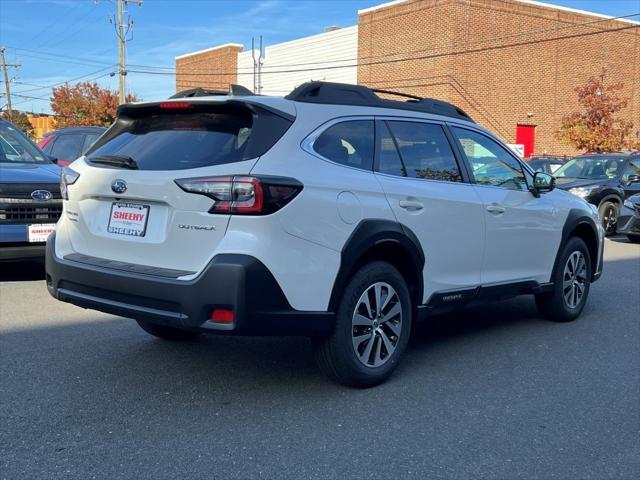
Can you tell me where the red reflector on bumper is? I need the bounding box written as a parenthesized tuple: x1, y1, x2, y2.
(210, 308, 234, 323)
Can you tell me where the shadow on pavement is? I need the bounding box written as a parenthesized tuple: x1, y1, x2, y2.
(0, 260, 46, 282)
(608, 234, 639, 244)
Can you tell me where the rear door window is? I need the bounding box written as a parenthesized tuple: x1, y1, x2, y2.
(50, 134, 84, 161)
(380, 121, 462, 182)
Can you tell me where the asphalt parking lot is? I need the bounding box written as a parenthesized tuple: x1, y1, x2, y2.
(1, 238, 639, 479)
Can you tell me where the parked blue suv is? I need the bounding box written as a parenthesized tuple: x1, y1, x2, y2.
(0, 120, 62, 261)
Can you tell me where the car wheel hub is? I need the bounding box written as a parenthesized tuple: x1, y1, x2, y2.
(563, 251, 587, 309)
(351, 282, 402, 368)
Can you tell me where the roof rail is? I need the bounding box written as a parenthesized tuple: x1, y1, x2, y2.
(170, 84, 255, 99)
(285, 81, 474, 123)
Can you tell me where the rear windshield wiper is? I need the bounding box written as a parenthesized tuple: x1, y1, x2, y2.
(88, 155, 139, 170)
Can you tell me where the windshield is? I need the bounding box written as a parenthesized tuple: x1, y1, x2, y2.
(554, 156, 626, 179)
(0, 122, 49, 164)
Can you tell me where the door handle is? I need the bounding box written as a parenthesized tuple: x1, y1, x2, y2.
(486, 203, 506, 215)
(399, 200, 424, 211)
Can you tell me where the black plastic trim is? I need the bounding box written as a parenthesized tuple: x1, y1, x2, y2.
(0, 244, 46, 261)
(46, 234, 333, 336)
(554, 209, 602, 282)
(285, 81, 475, 122)
(423, 280, 549, 316)
(63, 253, 195, 278)
(328, 219, 425, 311)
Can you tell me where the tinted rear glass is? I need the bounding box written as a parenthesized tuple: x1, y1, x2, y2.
(88, 112, 253, 171)
(50, 134, 84, 161)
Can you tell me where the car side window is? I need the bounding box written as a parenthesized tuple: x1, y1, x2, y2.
(452, 127, 527, 191)
(383, 121, 462, 182)
(50, 134, 85, 161)
(623, 159, 640, 182)
(313, 120, 374, 170)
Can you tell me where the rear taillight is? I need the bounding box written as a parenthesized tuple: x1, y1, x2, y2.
(60, 167, 80, 200)
(174, 175, 302, 215)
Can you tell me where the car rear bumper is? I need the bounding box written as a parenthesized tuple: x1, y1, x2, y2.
(0, 224, 50, 260)
(45, 233, 334, 336)
(0, 243, 46, 260)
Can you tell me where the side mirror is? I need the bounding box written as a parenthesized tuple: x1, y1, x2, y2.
(531, 171, 555, 197)
(625, 174, 640, 185)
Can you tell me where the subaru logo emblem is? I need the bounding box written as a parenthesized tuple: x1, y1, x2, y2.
(31, 190, 52, 201)
(111, 179, 127, 194)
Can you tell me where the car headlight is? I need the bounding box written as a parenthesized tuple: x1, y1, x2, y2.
(624, 199, 635, 209)
(568, 186, 595, 198)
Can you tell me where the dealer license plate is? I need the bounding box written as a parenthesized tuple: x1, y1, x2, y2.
(107, 202, 150, 237)
(28, 223, 56, 243)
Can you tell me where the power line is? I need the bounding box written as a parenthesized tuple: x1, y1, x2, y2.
(133, 11, 640, 75)
(9, 11, 638, 77)
(11, 67, 116, 95)
(10, 93, 52, 102)
(5, 47, 113, 68)
(129, 22, 639, 78)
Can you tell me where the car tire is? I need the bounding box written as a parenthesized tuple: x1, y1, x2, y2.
(598, 201, 619, 236)
(627, 234, 640, 244)
(135, 319, 201, 341)
(535, 236, 591, 322)
(314, 261, 412, 388)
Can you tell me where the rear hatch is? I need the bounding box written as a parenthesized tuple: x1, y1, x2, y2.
(62, 99, 293, 273)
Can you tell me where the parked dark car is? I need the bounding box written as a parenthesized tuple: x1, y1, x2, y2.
(617, 194, 640, 243)
(0, 119, 62, 261)
(38, 126, 106, 167)
(527, 155, 567, 174)
(554, 153, 640, 235)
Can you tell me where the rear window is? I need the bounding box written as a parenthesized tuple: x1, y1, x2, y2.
(87, 104, 291, 171)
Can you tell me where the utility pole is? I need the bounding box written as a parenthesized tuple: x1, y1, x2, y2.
(0, 47, 20, 121)
(117, 0, 125, 105)
(113, 0, 143, 104)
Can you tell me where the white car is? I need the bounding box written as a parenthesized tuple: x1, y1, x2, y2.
(46, 82, 604, 387)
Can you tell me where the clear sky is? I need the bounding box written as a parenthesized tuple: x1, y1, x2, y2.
(1, 0, 639, 114)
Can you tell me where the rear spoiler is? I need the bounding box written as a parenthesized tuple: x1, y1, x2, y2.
(116, 98, 296, 123)
(169, 84, 255, 99)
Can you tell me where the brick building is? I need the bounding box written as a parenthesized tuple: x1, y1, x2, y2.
(175, 0, 640, 156)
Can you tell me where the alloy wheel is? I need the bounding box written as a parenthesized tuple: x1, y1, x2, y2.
(563, 251, 587, 309)
(602, 205, 617, 233)
(351, 282, 403, 368)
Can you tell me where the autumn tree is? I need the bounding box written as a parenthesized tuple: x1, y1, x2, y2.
(557, 69, 640, 153)
(1, 110, 36, 139)
(51, 82, 138, 128)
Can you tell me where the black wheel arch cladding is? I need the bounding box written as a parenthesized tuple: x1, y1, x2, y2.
(553, 208, 599, 282)
(328, 219, 425, 312)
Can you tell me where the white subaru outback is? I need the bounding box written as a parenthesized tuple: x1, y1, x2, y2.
(46, 82, 604, 387)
